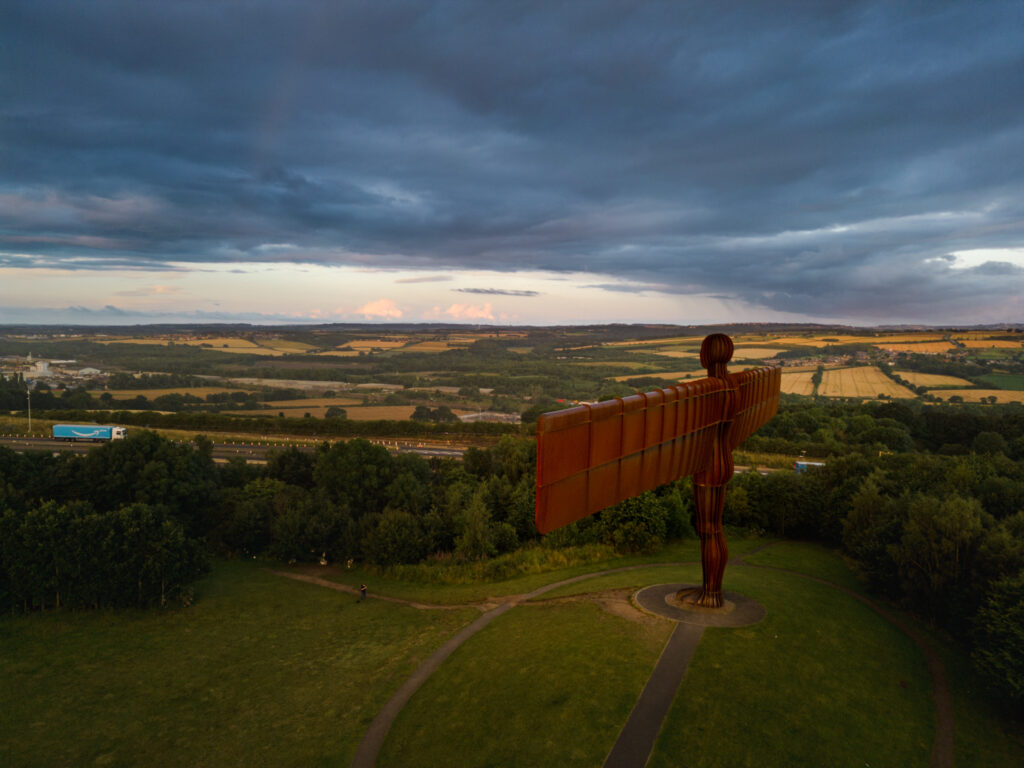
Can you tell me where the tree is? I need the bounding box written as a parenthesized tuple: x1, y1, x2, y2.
(972, 572, 1024, 705)
(973, 431, 1008, 456)
(455, 488, 494, 560)
(598, 492, 668, 554)
(893, 494, 984, 625)
(364, 509, 428, 565)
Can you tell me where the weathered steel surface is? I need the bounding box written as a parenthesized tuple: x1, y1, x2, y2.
(535, 333, 781, 607)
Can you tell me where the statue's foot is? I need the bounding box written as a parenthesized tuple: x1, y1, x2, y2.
(674, 586, 723, 609)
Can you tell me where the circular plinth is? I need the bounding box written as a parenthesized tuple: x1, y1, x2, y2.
(634, 583, 766, 627)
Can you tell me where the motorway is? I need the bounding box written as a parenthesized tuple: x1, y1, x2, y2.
(0, 435, 466, 462)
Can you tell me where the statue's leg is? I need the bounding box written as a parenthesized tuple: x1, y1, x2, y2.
(678, 483, 728, 608)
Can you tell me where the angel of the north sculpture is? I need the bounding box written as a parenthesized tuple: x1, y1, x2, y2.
(535, 333, 782, 608)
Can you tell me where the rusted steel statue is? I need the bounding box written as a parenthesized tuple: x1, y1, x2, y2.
(535, 333, 781, 608)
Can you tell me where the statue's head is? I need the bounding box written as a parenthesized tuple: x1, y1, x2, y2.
(700, 333, 734, 378)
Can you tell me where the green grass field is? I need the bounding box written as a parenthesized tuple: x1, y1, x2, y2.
(649, 565, 934, 767)
(978, 373, 1024, 390)
(379, 602, 672, 767)
(2, 543, 1022, 767)
(0, 561, 477, 768)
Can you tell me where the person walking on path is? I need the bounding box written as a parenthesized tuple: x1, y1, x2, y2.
(359, 584, 367, 602)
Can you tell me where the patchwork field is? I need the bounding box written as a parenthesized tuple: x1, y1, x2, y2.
(929, 389, 1024, 404)
(605, 336, 701, 347)
(731, 347, 786, 359)
(896, 372, 973, 388)
(100, 337, 318, 356)
(648, 350, 702, 359)
(263, 397, 363, 408)
(819, 367, 916, 399)
(958, 340, 1022, 350)
(336, 405, 418, 420)
(344, 339, 411, 352)
(781, 371, 816, 396)
(399, 341, 457, 352)
(89, 387, 257, 399)
(876, 342, 955, 354)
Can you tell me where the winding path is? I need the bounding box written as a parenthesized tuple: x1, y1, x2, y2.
(271, 543, 954, 768)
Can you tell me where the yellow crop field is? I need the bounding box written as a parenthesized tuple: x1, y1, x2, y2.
(876, 342, 954, 354)
(345, 339, 410, 352)
(605, 336, 701, 347)
(400, 341, 455, 352)
(929, 389, 1024, 404)
(183, 337, 261, 349)
(819, 367, 916, 399)
(959, 340, 1022, 349)
(759, 337, 835, 348)
(317, 350, 360, 357)
(650, 350, 700, 359)
(949, 331, 1022, 340)
(257, 339, 316, 353)
(342, 405, 419, 420)
(507, 347, 533, 354)
(896, 372, 972, 387)
(781, 371, 816, 396)
(609, 365, 758, 383)
(731, 347, 785, 359)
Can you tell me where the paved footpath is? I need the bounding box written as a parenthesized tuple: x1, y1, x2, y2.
(272, 545, 954, 768)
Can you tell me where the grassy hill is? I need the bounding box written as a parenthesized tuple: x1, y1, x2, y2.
(2, 542, 1021, 767)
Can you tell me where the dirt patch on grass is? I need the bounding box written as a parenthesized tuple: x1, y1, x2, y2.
(535, 588, 658, 625)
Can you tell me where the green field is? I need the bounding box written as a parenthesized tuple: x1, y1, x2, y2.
(978, 373, 1024, 390)
(2, 543, 1022, 767)
(0, 562, 477, 768)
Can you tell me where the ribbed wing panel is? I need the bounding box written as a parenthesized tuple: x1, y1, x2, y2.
(535, 378, 726, 534)
(535, 366, 780, 535)
(729, 366, 782, 449)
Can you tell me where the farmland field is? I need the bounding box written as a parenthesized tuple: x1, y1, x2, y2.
(929, 389, 1024, 404)
(959, 340, 1022, 349)
(876, 342, 955, 354)
(399, 341, 456, 352)
(264, 397, 363, 408)
(610, 366, 758, 383)
(649, 350, 702, 359)
(781, 371, 816, 395)
(335, 405, 418, 420)
(896, 372, 973, 387)
(978, 373, 1024, 389)
(89, 387, 257, 398)
(731, 347, 785, 359)
(605, 335, 702, 347)
(818, 367, 916, 398)
(345, 339, 411, 352)
(950, 331, 1024, 340)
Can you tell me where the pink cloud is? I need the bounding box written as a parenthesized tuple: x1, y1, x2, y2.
(445, 302, 494, 321)
(356, 298, 403, 318)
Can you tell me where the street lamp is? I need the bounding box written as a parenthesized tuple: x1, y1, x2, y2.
(26, 385, 31, 436)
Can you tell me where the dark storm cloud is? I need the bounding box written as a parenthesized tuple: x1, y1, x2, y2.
(2, 0, 1022, 322)
(455, 288, 540, 297)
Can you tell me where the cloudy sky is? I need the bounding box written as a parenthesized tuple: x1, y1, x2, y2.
(2, 1, 1022, 326)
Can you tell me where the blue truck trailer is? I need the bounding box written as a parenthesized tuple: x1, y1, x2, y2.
(52, 424, 127, 442)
